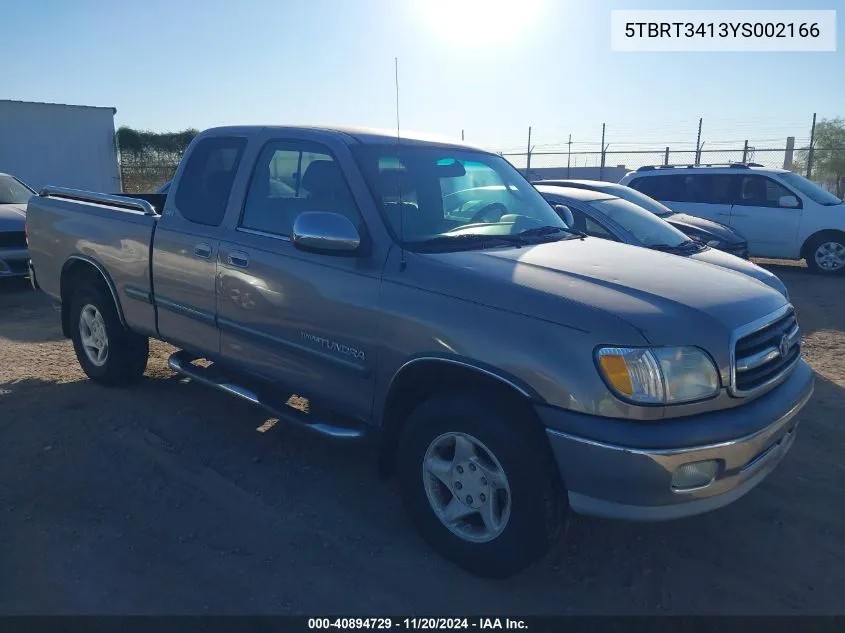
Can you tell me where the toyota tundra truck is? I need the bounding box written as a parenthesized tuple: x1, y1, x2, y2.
(25, 125, 815, 578)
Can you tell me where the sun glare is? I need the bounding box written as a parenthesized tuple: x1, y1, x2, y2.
(414, 0, 543, 47)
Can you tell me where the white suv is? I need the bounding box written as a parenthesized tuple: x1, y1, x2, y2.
(619, 164, 845, 274)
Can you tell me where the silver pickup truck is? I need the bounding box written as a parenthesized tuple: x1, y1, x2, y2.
(26, 126, 814, 578)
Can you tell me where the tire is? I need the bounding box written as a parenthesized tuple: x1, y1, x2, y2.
(805, 233, 845, 275)
(69, 283, 149, 385)
(397, 390, 567, 578)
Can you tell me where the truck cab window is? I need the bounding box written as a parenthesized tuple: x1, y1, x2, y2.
(175, 136, 247, 226)
(241, 142, 361, 237)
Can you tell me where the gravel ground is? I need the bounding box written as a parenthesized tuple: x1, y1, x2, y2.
(1, 262, 844, 615)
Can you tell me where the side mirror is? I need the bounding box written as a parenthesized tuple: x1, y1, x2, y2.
(292, 211, 361, 255)
(779, 195, 800, 209)
(554, 204, 574, 228)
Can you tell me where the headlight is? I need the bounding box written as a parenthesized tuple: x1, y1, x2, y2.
(596, 346, 720, 405)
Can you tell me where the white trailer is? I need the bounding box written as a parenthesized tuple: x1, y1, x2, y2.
(0, 100, 121, 193)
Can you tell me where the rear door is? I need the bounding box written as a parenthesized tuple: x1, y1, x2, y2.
(728, 174, 803, 258)
(631, 173, 733, 222)
(152, 135, 247, 355)
(216, 135, 383, 419)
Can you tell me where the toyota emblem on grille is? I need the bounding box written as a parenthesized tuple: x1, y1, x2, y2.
(779, 334, 791, 358)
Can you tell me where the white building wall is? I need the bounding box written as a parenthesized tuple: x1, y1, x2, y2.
(0, 100, 121, 193)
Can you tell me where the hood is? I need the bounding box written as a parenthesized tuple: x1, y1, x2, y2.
(667, 213, 744, 244)
(687, 247, 788, 297)
(0, 204, 27, 232)
(412, 238, 787, 346)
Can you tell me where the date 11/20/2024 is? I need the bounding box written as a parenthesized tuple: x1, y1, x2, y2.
(625, 22, 820, 39)
(307, 618, 528, 630)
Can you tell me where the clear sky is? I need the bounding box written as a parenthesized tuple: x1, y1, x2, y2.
(2, 0, 842, 153)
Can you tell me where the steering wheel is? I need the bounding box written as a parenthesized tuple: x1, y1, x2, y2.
(468, 202, 508, 224)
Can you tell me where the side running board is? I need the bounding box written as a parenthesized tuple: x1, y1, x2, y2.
(167, 350, 366, 440)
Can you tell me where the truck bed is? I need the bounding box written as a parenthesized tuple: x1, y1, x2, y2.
(26, 187, 159, 337)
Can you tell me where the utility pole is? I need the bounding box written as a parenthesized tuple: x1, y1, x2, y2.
(695, 117, 703, 165)
(526, 126, 532, 172)
(664, 146, 670, 166)
(742, 140, 749, 164)
(784, 136, 795, 170)
(599, 123, 607, 180)
(807, 112, 817, 179)
(461, 129, 465, 141)
(566, 134, 572, 178)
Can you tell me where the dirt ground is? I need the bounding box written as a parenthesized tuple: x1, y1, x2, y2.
(1, 261, 843, 615)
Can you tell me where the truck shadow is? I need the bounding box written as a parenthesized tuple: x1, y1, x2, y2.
(0, 278, 65, 343)
(1, 368, 843, 614)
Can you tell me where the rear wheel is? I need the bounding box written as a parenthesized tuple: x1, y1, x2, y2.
(397, 391, 567, 578)
(806, 234, 845, 275)
(70, 284, 149, 385)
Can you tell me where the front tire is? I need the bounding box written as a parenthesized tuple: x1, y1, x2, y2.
(806, 233, 845, 275)
(69, 284, 149, 385)
(397, 391, 567, 578)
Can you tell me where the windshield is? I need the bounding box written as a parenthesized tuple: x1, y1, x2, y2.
(588, 197, 689, 248)
(0, 175, 35, 205)
(611, 185, 676, 217)
(779, 172, 843, 206)
(351, 145, 569, 249)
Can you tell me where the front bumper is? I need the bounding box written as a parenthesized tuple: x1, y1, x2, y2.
(539, 359, 814, 521)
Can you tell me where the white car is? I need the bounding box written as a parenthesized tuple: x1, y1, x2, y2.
(619, 164, 845, 274)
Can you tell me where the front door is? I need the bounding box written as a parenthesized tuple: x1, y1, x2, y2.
(729, 174, 803, 258)
(216, 137, 382, 419)
(152, 135, 247, 355)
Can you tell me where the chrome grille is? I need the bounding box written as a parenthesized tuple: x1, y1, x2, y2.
(733, 307, 800, 395)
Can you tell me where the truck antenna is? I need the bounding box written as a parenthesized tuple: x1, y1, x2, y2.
(395, 57, 406, 272)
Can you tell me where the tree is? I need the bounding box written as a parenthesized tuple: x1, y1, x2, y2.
(115, 126, 199, 192)
(115, 126, 199, 158)
(795, 117, 845, 198)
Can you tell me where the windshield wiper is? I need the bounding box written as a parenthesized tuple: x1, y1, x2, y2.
(519, 225, 586, 240)
(652, 239, 703, 253)
(409, 233, 529, 251)
(650, 243, 685, 252)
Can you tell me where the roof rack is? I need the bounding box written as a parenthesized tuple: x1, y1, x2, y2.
(636, 162, 764, 172)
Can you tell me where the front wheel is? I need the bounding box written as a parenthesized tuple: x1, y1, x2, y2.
(69, 284, 149, 385)
(806, 234, 845, 275)
(397, 391, 567, 578)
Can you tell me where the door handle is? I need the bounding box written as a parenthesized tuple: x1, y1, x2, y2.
(732, 214, 748, 218)
(228, 250, 250, 268)
(194, 242, 212, 259)
(716, 212, 731, 217)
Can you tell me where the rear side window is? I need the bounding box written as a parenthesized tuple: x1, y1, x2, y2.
(630, 174, 732, 204)
(629, 176, 670, 199)
(175, 136, 247, 226)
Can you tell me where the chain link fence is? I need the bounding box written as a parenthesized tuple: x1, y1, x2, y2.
(503, 147, 805, 171)
(502, 146, 844, 196)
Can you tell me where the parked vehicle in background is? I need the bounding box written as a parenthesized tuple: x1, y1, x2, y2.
(26, 126, 813, 578)
(535, 185, 788, 297)
(619, 164, 845, 274)
(533, 179, 749, 259)
(0, 173, 34, 278)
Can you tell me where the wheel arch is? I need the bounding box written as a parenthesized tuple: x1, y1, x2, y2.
(60, 255, 126, 338)
(377, 355, 546, 478)
(800, 229, 845, 260)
